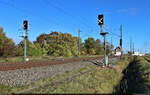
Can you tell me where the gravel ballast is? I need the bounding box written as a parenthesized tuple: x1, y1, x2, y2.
(0, 61, 94, 86)
(0, 58, 118, 87)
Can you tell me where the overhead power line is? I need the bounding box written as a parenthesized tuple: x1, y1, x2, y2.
(0, 0, 65, 34)
(41, 0, 94, 30)
(0, 0, 65, 26)
(0, 0, 30, 14)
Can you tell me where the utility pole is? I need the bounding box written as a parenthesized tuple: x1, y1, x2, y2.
(133, 42, 134, 54)
(78, 29, 80, 57)
(111, 36, 112, 50)
(110, 36, 113, 56)
(110, 36, 113, 54)
(130, 38, 132, 54)
(120, 25, 123, 59)
(98, 14, 109, 67)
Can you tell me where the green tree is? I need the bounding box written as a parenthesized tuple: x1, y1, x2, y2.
(89, 48, 96, 55)
(81, 46, 87, 55)
(0, 27, 16, 57)
(33, 42, 43, 56)
(36, 32, 79, 57)
(95, 39, 104, 55)
(15, 45, 24, 56)
(17, 40, 42, 56)
(84, 37, 96, 54)
(2, 39, 16, 57)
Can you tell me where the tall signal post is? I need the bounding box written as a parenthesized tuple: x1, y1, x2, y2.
(120, 25, 123, 59)
(98, 14, 109, 66)
(23, 20, 28, 62)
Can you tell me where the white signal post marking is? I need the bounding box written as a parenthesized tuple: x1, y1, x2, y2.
(98, 18, 103, 24)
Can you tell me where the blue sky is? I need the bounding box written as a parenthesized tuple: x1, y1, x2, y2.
(0, 0, 150, 53)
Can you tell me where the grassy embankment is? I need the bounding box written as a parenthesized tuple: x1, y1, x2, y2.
(114, 56, 150, 94)
(0, 56, 132, 94)
(0, 55, 103, 63)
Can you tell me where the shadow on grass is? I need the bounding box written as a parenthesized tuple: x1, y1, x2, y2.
(114, 56, 150, 94)
(89, 60, 103, 67)
(144, 57, 150, 63)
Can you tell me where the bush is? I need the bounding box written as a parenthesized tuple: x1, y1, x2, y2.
(89, 48, 96, 55)
(65, 49, 72, 57)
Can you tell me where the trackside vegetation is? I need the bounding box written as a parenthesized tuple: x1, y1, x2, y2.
(114, 56, 150, 94)
(0, 56, 132, 94)
(0, 27, 113, 58)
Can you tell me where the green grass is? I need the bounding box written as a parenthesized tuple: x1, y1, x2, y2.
(138, 56, 150, 79)
(115, 56, 132, 70)
(0, 56, 55, 63)
(0, 57, 24, 63)
(132, 56, 150, 93)
(0, 56, 132, 94)
(114, 56, 150, 94)
(0, 65, 94, 93)
(23, 66, 121, 94)
(0, 55, 103, 63)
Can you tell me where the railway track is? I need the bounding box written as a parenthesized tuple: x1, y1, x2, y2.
(17, 56, 118, 93)
(0, 56, 113, 71)
(17, 67, 97, 93)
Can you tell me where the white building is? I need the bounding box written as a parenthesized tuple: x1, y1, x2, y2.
(132, 51, 145, 56)
(114, 46, 121, 56)
(115, 51, 121, 56)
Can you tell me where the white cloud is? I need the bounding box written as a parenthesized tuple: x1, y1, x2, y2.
(116, 8, 139, 15)
(102, 8, 139, 16)
(116, 9, 129, 13)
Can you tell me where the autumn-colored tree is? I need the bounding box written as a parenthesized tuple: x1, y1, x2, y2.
(0, 27, 16, 57)
(0, 27, 7, 56)
(36, 33, 47, 47)
(2, 39, 16, 57)
(35, 32, 79, 57)
(84, 37, 96, 55)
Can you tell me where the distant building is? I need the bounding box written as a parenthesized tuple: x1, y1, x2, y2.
(132, 51, 145, 56)
(114, 46, 121, 56)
